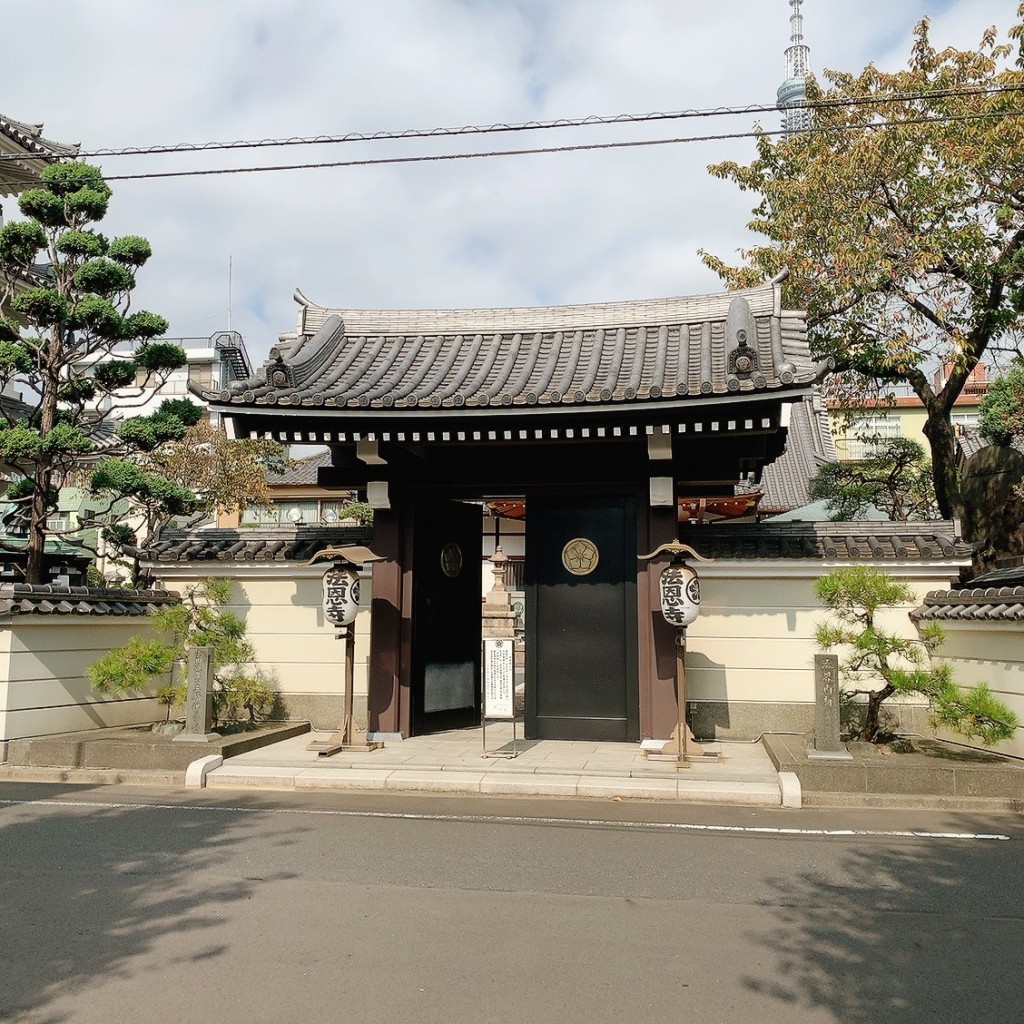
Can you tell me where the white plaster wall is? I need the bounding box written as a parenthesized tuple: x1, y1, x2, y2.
(684, 563, 962, 712)
(482, 517, 525, 597)
(148, 559, 971, 738)
(931, 622, 1024, 758)
(149, 565, 372, 705)
(0, 618, 168, 742)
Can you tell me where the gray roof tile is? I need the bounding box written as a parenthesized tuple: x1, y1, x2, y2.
(195, 281, 827, 416)
(682, 521, 968, 561)
(0, 584, 177, 618)
(739, 394, 835, 512)
(144, 525, 372, 563)
(0, 114, 80, 158)
(267, 449, 333, 486)
(911, 563, 1024, 621)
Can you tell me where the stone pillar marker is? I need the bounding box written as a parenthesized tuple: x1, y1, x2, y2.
(173, 646, 219, 742)
(808, 653, 852, 760)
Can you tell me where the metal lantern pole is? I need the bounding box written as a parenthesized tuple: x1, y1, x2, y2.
(305, 545, 385, 756)
(639, 538, 715, 769)
(675, 628, 686, 764)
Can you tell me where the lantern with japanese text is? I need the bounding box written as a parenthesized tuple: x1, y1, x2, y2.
(322, 566, 360, 626)
(659, 562, 701, 628)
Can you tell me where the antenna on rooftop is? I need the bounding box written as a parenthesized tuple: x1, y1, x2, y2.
(777, 0, 812, 135)
(227, 253, 233, 332)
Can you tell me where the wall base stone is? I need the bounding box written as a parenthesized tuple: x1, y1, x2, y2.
(688, 700, 934, 742)
(271, 693, 367, 732)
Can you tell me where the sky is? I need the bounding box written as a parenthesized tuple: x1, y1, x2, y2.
(0, 0, 1016, 366)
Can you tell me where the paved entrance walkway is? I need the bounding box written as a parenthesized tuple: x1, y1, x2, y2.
(205, 726, 786, 805)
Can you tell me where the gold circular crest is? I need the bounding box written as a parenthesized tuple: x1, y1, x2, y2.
(561, 537, 599, 576)
(441, 542, 463, 578)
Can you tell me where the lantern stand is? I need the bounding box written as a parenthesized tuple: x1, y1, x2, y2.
(638, 539, 718, 768)
(305, 545, 386, 756)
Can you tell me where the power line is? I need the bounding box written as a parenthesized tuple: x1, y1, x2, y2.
(0, 81, 1021, 164)
(60, 109, 1024, 185)
(1, 106, 1021, 192)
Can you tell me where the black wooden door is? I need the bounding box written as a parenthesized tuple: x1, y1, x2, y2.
(525, 495, 638, 741)
(411, 499, 483, 734)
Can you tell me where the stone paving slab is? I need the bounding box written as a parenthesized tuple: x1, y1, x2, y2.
(200, 728, 787, 805)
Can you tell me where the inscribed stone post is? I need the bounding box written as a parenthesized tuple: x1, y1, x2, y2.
(809, 653, 851, 759)
(173, 646, 218, 742)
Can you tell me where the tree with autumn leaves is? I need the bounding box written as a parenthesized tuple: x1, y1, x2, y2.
(703, 10, 1024, 542)
(100, 418, 288, 583)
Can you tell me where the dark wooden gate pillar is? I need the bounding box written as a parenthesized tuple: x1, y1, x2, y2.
(368, 493, 409, 736)
(639, 504, 679, 739)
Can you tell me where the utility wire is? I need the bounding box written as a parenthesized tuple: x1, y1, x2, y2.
(57, 109, 1024, 185)
(0, 81, 1021, 163)
(1, 106, 1022, 191)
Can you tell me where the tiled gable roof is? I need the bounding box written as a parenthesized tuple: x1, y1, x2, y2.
(0, 584, 177, 618)
(682, 521, 968, 561)
(144, 525, 372, 563)
(195, 279, 829, 417)
(267, 449, 333, 486)
(0, 114, 80, 196)
(0, 115, 79, 158)
(912, 564, 1024, 622)
(957, 429, 1024, 461)
(740, 394, 835, 513)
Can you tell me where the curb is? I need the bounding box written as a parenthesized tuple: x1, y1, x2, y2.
(0, 765, 185, 787)
(202, 765, 785, 805)
(778, 771, 802, 808)
(185, 755, 224, 788)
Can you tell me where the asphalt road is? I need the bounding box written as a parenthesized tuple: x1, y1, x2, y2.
(1, 783, 1021, 1024)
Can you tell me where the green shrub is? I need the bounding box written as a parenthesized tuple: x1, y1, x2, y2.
(90, 577, 275, 729)
(815, 566, 1019, 745)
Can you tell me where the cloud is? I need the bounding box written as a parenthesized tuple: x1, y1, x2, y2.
(0, 0, 1014, 363)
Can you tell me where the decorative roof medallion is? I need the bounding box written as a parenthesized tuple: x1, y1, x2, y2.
(562, 537, 599, 576)
(441, 543, 463, 578)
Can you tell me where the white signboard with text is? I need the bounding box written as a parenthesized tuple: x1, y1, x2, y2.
(483, 639, 515, 720)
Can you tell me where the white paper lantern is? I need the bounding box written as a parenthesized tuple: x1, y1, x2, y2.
(659, 563, 701, 627)
(322, 566, 360, 626)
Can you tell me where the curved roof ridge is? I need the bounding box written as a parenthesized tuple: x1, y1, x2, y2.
(297, 281, 782, 338)
(0, 113, 80, 157)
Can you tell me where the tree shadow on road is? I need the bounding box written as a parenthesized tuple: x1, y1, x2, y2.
(742, 814, 1022, 1022)
(0, 784, 301, 1023)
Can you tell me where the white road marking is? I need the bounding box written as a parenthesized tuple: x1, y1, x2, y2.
(0, 797, 1011, 841)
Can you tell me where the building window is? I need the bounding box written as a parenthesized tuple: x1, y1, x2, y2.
(240, 498, 358, 527)
(951, 412, 980, 434)
(842, 415, 901, 459)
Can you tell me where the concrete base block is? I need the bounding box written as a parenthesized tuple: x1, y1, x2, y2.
(271, 693, 366, 732)
(689, 700, 934, 742)
(185, 754, 223, 788)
